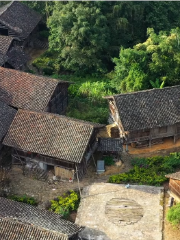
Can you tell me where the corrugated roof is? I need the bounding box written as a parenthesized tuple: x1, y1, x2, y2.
(0, 197, 81, 237)
(3, 110, 103, 163)
(0, 2, 41, 39)
(105, 86, 180, 131)
(0, 101, 16, 141)
(0, 67, 70, 111)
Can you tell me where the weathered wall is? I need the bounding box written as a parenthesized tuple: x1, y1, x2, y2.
(128, 124, 177, 144)
(55, 166, 74, 179)
(47, 83, 69, 115)
(169, 178, 180, 199)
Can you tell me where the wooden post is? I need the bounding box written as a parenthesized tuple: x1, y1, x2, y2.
(126, 144, 128, 152)
(174, 135, 176, 144)
(149, 136, 151, 148)
(75, 164, 81, 197)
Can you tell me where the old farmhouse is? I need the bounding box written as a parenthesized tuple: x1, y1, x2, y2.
(0, 197, 81, 240)
(0, 1, 41, 44)
(0, 67, 71, 114)
(0, 35, 29, 70)
(105, 86, 180, 148)
(3, 110, 104, 179)
(0, 101, 16, 152)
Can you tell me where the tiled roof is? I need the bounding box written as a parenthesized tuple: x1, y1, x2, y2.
(105, 86, 180, 131)
(97, 138, 123, 152)
(6, 46, 30, 69)
(3, 110, 104, 163)
(0, 35, 13, 55)
(0, 67, 70, 111)
(0, 197, 81, 237)
(0, 35, 13, 66)
(0, 101, 16, 141)
(0, 2, 41, 39)
(0, 218, 68, 240)
(165, 171, 180, 180)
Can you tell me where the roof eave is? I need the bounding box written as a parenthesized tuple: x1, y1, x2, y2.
(103, 95, 114, 100)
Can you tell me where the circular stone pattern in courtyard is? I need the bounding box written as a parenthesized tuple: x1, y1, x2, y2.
(105, 198, 144, 225)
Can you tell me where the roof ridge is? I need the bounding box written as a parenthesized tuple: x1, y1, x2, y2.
(0, 2, 41, 39)
(104, 85, 180, 98)
(17, 109, 104, 128)
(0, 2, 13, 16)
(0, 67, 71, 84)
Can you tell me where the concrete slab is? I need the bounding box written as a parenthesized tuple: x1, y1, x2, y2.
(76, 183, 163, 240)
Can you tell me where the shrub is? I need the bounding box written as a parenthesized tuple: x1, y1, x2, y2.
(7, 195, 38, 206)
(67, 96, 108, 124)
(161, 152, 180, 172)
(131, 157, 149, 168)
(32, 57, 54, 75)
(109, 152, 180, 186)
(167, 203, 180, 226)
(50, 190, 80, 219)
(32, 50, 59, 75)
(104, 156, 114, 166)
(109, 166, 166, 186)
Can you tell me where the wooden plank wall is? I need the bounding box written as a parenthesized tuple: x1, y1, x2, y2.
(169, 178, 180, 199)
(55, 166, 74, 179)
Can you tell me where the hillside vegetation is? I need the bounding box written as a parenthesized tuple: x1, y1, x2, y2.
(26, 1, 180, 123)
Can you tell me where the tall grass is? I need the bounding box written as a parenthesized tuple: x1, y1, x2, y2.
(51, 74, 117, 123)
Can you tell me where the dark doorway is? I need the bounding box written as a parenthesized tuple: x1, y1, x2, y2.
(0, 28, 8, 36)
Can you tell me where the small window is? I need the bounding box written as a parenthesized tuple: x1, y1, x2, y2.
(159, 126, 167, 134)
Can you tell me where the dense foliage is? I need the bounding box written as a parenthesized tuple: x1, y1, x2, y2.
(167, 203, 180, 226)
(113, 28, 180, 92)
(104, 156, 115, 166)
(48, 2, 111, 74)
(8, 195, 38, 206)
(0, 1, 179, 77)
(22, 1, 55, 21)
(45, 1, 180, 75)
(49, 74, 116, 123)
(50, 190, 80, 218)
(29, 2, 180, 122)
(109, 153, 180, 186)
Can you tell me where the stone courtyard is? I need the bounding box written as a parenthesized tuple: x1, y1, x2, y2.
(76, 183, 164, 240)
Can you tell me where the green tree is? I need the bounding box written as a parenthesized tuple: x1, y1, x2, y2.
(113, 28, 180, 92)
(22, 1, 55, 21)
(48, 1, 110, 75)
(145, 2, 180, 33)
(47, 2, 148, 75)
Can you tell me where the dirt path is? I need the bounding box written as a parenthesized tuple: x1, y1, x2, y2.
(6, 154, 132, 208)
(163, 192, 180, 240)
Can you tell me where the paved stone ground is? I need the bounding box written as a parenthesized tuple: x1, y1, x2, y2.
(76, 183, 164, 240)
